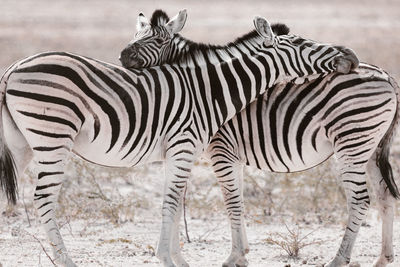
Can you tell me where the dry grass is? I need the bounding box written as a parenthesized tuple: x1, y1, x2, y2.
(265, 223, 323, 259)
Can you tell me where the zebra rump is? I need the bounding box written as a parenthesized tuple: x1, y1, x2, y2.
(376, 76, 400, 199)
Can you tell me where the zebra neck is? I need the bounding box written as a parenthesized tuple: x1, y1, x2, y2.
(165, 34, 284, 138)
(189, 51, 271, 139)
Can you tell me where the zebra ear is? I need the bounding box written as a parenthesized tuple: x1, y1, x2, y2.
(165, 9, 187, 35)
(253, 16, 275, 45)
(137, 12, 150, 31)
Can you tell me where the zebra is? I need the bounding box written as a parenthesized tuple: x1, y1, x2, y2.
(0, 11, 356, 267)
(119, 9, 398, 267)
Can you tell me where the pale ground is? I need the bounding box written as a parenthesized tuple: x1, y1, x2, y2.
(1, 0, 400, 266)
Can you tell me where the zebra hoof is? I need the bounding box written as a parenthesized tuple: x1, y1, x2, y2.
(222, 256, 248, 267)
(373, 255, 393, 267)
(324, 256, 348, 267)
(54, 255, 77, 267)
(235, 257, 249, 267)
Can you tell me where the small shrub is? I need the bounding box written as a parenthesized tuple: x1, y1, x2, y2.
(265, 223, 322, 258)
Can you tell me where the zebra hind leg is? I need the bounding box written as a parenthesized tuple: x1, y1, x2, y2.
(367, 155, 395, 267)
(325, 161, 370, 267)
(32, 145, 76, 267)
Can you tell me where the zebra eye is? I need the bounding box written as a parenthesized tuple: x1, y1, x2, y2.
(154, 38, 164, 44)
(291, 38, 304, 45)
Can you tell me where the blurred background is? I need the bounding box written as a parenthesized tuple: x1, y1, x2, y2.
(1, 0, 400, 79)
(1, 0, 400, 265)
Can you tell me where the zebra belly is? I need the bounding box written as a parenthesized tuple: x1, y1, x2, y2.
(72, 123, 165, 168)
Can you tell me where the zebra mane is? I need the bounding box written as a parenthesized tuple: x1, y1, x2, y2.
(171, 23, 290, 66)
(148, 9, 291, 66)
(150, 9, 170, 26)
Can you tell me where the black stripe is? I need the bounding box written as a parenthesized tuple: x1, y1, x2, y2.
(38, 172, 64, 179)
(34, 193, 52, 200)
(337, 138, 373, 153)
(27, 128, 72, 140)
(245, 104, 260, 169)
(343, 180, 366, 185)
(206, 54, 224, 127)
(7, 90, 85, 124)
(33, 146, 68, 152)
(122, 77, 149, 160)
(41, 209, 52, 217)
(270, 83, 291, 170)
(38, 201, 52, 209)
(235, 111, 249, 165)
(311, 127, 319, 151)
(240, 43, 262, 98)
(38, 160, 62, 165)
(219, 55, 242, 113)
(36, 183, 61, 191)
(17, 110, 78, 132)
(334, 121, 386, 145)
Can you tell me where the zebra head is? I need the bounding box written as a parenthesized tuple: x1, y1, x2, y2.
(252, 16, 359, 77)
(120, 10, 359, 77)
(119, 9, 187, 68)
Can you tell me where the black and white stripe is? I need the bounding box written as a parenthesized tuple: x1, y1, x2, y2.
(0, 12, 353, 267)
(121, 10, 397, 267)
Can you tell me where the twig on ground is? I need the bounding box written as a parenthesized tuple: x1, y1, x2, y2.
(198, 223, 222, 241)
(59, 216, 74, 238)
(22, 182, 31, 227)
(183, 184, 191, 243)
(23, 230, 56, 266)
(87, 172, 110, 202)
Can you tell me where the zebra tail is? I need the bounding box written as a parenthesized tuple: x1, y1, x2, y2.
(0, 65, 18, 204)
(376, 76, 400, 199)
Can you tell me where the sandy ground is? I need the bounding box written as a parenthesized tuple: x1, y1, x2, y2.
(1, 215, 400, 267)
(1, 0, 400, 266)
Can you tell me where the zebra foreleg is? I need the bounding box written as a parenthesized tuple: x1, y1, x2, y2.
(367, 156, 395, 267)
(156, 139, 195, 267)
(325, 164, 370, 267)
(170, 199, 189, 267)
(211, 155, 248, 267)
(32, 149, 76, 267)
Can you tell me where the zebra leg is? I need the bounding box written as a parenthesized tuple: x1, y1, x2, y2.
(32, 148, 76, 267)
(170, 199, 189, 267)
(367, 156, 395, 267)
(325, 162, 370, 267)
(2, 105, 33, 176)
(211, 153, 248, 267)
(156, 137, 195, 267)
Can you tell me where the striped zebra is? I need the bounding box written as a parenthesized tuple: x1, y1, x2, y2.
(0, 11, 355, 267)
(119, 10, 398, 267)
